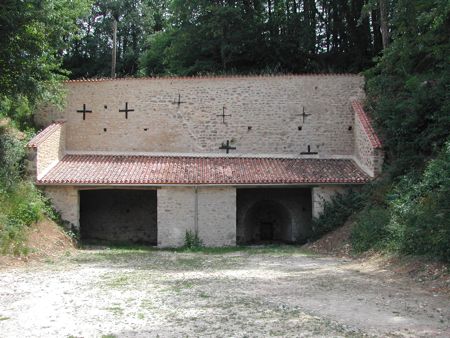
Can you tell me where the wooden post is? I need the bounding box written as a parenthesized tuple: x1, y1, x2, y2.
(111, 18, 117, 78)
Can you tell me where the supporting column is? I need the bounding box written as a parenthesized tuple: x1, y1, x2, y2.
(43, 186, 79, 230)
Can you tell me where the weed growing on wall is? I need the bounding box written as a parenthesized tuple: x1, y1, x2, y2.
(183, 230, 203, 250)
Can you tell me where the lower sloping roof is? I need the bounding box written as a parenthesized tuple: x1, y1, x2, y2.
(37, 155, 370, 185)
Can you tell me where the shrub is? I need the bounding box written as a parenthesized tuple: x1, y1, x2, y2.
(311, 190, 365, 239)
(183, 230, 203, 249)
(388, 140, 450, 261)
(351, 206, 390, 253)
(0, 125, 27, 190)
(0, 182, 45, 255)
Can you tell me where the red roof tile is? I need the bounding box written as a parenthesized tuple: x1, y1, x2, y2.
(27, 121, 65, 148)
(352, 100, 383, 149)
(37, 155, 370, 185)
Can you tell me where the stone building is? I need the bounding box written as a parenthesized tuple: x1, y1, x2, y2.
(27, 74, 383, 247)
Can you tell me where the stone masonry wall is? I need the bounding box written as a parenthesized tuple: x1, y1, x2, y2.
(197, 187, 236, 247)
(36, 75, 364, 157)
(36, 124, 66, 178)
(43, 186, 79, 229)
(157, 187, 195, 247)
(157, 186, 236, 247)
(354, 115, 383, 177)
(311, 186, 348, 219)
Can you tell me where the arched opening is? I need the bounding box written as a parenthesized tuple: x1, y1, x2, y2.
(242, 200, 292, 244)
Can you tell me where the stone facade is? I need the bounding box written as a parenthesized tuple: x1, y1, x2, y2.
(157, 187, 236, 247)
(28, 123, 66, 179)
(37, 75, 364, 157)
(157, 187, 196, 247)
(43, 185, 79, 229)
(28, 75, 383, 247)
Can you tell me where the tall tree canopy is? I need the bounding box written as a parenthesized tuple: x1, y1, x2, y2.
(0, 0, 90, 104)
(64, 0, 390, 77)
(0, 0, 90, 128)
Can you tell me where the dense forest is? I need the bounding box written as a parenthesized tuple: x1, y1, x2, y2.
(63, 0, 386, 77)
(0, 0, 449, 260)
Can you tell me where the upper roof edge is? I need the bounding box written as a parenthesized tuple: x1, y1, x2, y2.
(64, 73, 363, 84)
(351, 100, 383, 149)
(27, 120, 66, 148)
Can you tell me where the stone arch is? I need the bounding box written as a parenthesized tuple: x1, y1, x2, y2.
(241, 199, 293, 244)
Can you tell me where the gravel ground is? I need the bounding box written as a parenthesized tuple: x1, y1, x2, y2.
(0, 246, 449, 338)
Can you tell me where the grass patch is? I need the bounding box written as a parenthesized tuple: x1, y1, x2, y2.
(103, 275, 131, 288)
(104, 306, 124, 316)
(0, 316, 10, 321)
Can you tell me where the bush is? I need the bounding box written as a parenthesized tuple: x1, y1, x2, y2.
(311, 190, 365, 239)
(0, 182, 45, 255)
(0, 125, 27, 190)
(350, 140, 450, 261)
(387, 140, 450, 261)
(351, 206, 390, 253)
(183, 230, 203, 249)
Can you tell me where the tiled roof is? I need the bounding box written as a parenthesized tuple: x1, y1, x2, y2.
(27, 121, 65, 148)
(37, 155, 370, 185)
(64, 73, 360, 83)
(352, 100, 383, 149)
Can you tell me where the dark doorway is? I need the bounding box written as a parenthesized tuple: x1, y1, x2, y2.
(243, 200, 291, 243)
(80, 189, 157, 245)
(237, 188, 312, 244)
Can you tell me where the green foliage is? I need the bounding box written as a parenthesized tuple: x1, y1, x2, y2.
(350, 0, 450, 262)
(65, 0, 381, 77)
(351, 140, 450, 261)
(0, 0, 91, 107)
(0, 182, 46, 255)
(365, 0, 450, 175)
(311, 190, 365, 239)
(64, 0, 165, 78)
(351, 206, 390, 253)
(183, 230, 203, 250)
(386, 140, 450, 261)
(0, 126, 27, 189)
(0, 123, 49, 255)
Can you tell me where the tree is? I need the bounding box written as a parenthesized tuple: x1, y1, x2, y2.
(0, 0, 91, 109)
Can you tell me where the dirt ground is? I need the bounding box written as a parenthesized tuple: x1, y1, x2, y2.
(0, 246, 449, 338)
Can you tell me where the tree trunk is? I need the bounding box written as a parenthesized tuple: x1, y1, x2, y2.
(379, 0, 389, 49)
(111, 18, 117, 78)
(371, 9, 383, 53)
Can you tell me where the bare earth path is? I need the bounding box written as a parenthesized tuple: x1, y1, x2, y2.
(0, 247, 449, 337)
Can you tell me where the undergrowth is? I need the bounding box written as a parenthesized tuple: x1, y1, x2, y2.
(0, 121, 55, 255)
(311, 190, 365, 239)
(350, 140, 450, 262)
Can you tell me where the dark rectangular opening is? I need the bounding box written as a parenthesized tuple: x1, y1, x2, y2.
(236, 188, 312, 245)
(80, 189, 157, 245)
